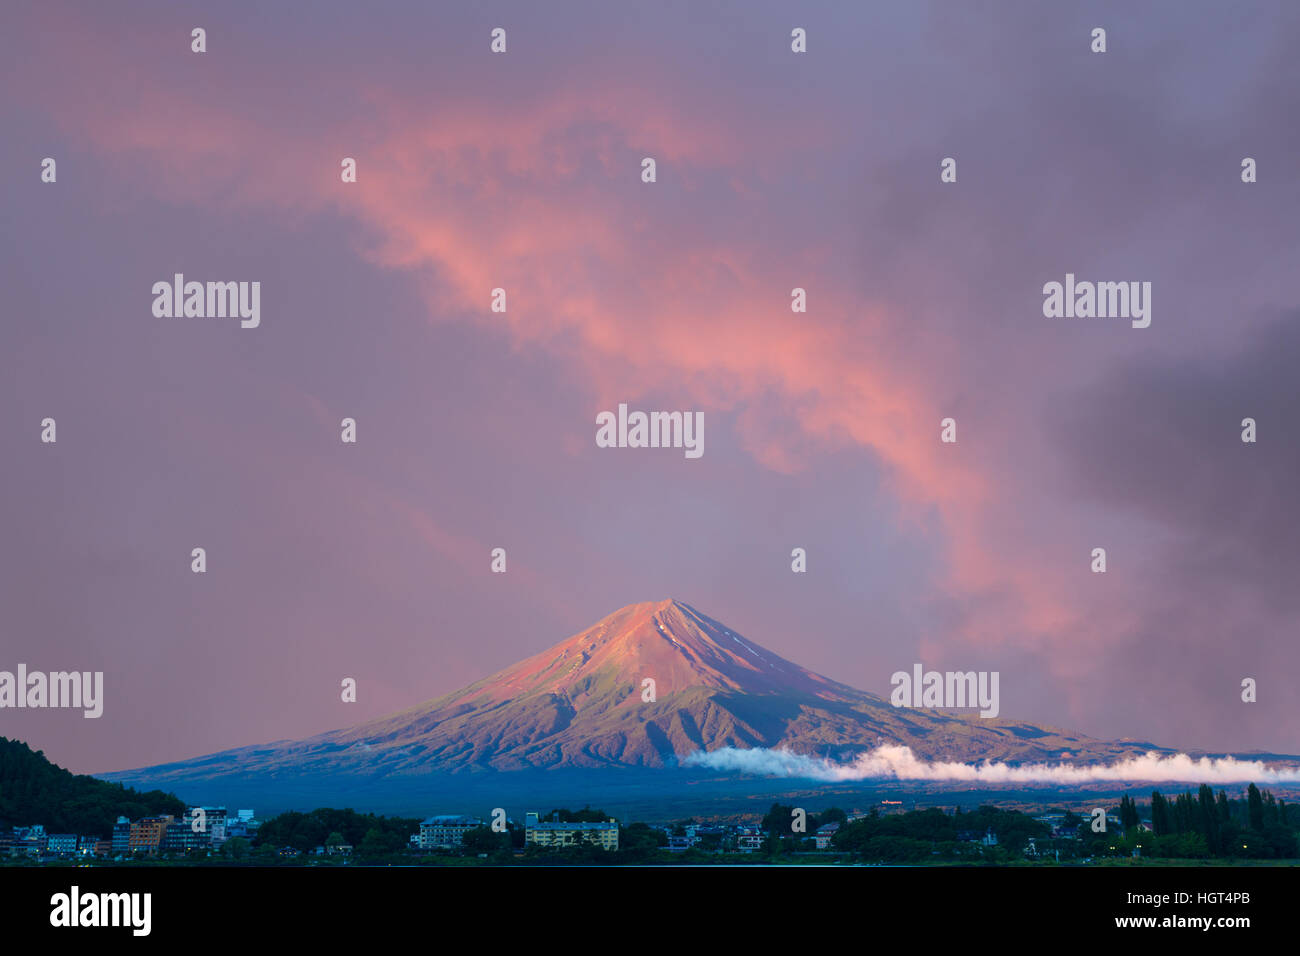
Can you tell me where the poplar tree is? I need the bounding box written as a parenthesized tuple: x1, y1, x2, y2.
(1150, 791, 1171, 836)
(1247, 783, 1265, 831)
(1198, 785, 1220, 854)
(1119, 795, 1138, 832)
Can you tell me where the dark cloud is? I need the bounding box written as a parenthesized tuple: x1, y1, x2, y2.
(1053, 311, 1300, 612)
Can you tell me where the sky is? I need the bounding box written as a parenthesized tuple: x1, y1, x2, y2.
(2, 0, 1298, 774)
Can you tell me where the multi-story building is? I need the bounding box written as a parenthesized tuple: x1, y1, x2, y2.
(128, 815, 173, 856)
(186, 807, 228, 844)
(524, 812, 619, 851)
(45, 833, 79, 856)
(418, 815, 484, 849)
(111, 817, 132, 856)
(813, 822, 840, 849)
(16, 825, 46, 856)
(160, 820, 209, 854)
(77, 835, 102, 857)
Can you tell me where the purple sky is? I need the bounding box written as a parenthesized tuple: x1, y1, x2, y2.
(2, 0, 1298, 773)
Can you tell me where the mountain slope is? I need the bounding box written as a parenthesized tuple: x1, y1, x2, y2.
(105, 599, 1165, 787)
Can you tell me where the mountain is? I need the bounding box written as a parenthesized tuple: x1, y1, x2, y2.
(104, 599, 1162, 792)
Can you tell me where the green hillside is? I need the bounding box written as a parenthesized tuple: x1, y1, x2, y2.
(0, 737, 185, 837)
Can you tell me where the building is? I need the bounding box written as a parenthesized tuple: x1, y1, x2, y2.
(524, 812, 619, 850)
(45, 834, 78, 856)
(77, 835, 103, 857)
(225, 813, 259, 841)
(160, 819, 211, 855)
(666, 833, 697, 852)
(691, 825, 727, 851)
(814, 822, 840, 850)
(111, 817, 132, 856)
(159, 821, 187, 854)
(16, 825, 46, 856)
(187, 807, 228, 845)
(733, 826, 764, 853)
(419, 815, 483, 849)
(128, 815, 174, 856)
(664, 824, 728, 852)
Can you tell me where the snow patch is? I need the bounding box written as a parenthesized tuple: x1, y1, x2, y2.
(656, 621, 680, 647)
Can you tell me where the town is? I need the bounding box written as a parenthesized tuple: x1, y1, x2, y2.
(5, 785, 1297, 865)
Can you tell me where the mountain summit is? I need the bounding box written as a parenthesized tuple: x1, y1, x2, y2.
(107, 600, 1158, 789)
(442, 598, 858, 707)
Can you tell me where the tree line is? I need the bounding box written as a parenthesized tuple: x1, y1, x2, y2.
(0, 737, 184, 837)
(1098, 784, 1296, 859)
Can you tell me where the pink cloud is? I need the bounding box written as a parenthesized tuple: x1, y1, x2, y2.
(7, 1, 1140, 671)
